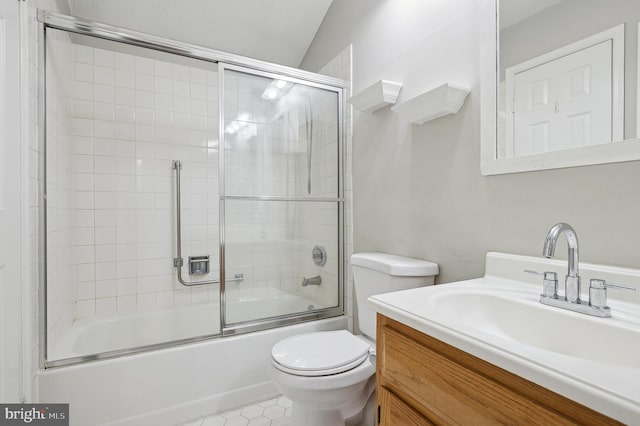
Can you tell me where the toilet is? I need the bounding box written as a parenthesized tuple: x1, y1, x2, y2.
(268, 252, 439, 426)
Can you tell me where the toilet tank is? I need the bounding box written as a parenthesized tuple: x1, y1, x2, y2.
(351, 252, 439, 339)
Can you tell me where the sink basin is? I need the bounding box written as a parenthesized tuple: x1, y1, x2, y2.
(367, 252, 640, 424)
(425, 285, 640, 368)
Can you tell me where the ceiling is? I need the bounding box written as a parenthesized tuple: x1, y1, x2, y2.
(66, 0, 334, 67)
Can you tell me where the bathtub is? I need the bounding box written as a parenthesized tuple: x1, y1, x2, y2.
(39, 289, 346, 426)
(49, 287, 325, 360)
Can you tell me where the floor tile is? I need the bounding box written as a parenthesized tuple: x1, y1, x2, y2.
(200, 416, 225, 426)
(241, 404, 264, 419)
(262, 406, 285, 420)
(179, 396, 292, 426)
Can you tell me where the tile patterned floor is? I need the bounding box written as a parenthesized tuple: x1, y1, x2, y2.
(179, 396, 292, 426)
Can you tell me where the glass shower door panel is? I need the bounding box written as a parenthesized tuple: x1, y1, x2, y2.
(224, 200, 339, 325)
(223, 69, 339, 198)
(45, 29, 221, 363)
(222, 66, 342, 327)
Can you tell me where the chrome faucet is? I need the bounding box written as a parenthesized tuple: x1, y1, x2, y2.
(526, 223, 636, 318)
(542, 223, 580, 303)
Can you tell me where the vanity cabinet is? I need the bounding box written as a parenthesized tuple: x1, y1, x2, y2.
(375, 314, 621, 425)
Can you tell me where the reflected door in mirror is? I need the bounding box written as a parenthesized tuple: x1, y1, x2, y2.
(507, 40, 612, 157)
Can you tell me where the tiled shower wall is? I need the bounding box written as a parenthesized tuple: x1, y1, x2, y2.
(310, 46, 353, 325)
(66, 39, 220, 321)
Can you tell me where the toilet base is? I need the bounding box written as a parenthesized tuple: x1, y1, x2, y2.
(288, 376, 376, 426)
(354, 391, 376, 426)
(345, 388, 376, 426)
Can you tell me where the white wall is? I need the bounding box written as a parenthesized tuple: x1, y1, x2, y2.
(1, 0, 25, 403)
(301, 0, 640, 284)
(1, 0, 73, 403)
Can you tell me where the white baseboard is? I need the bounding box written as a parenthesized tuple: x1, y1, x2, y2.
(108, 381, 279, 426)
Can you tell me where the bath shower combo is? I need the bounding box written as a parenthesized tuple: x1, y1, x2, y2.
(37, 10, 346, 425)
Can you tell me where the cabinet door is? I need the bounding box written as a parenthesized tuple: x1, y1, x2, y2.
(378, 387, 434, 426)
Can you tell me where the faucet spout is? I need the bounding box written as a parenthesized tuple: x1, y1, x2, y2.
(543, 223, 580, 302)
(543, 223, 579, 278)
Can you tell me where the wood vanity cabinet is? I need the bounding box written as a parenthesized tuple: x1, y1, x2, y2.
(375, 314, 621, 425)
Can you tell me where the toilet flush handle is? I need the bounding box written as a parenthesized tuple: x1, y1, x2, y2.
(368, 347, 376, 365)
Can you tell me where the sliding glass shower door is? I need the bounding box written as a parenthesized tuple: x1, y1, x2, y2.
(43, 17, 344, 366)
(45, 29, 223, 363)
(221, 66, 343, 328)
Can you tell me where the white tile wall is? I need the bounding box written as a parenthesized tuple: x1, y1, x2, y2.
(61, 39, 220, 326)
(317, 46, 353, 331)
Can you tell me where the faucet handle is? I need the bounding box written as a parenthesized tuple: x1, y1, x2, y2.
(590, 279, 636, 291)
(524, 270, 558, 298)
(589, 279, 636, 309)
(524, 269, 557, 279)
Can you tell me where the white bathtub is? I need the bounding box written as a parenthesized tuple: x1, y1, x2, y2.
(39, 289, 346, 426)
(49, 287, 324, 360)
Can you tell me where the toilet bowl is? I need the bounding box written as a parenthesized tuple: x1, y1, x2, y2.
(268, 330, 376, 426)
(268, 253, 439, 426)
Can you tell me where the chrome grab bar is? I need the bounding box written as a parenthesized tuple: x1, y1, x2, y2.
(172, 160, 243, 286)
(304, 98, 313, 195)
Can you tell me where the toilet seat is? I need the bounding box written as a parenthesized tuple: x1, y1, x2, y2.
(271, 330, 371, 377)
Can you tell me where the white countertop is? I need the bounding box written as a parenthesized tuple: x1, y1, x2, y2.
(368, 252, 640, 425)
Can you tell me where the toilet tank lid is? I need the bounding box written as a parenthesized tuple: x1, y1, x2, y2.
(351, 252, 439, 276)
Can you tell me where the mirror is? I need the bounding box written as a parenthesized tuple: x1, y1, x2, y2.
(481, 0, 640, 175)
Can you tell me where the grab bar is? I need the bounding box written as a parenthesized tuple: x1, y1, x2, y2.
(172, 160, 244, 286)
(304, 98, 313, 195)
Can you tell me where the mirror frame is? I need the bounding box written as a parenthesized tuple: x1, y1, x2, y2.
(480, 0, 640, 175)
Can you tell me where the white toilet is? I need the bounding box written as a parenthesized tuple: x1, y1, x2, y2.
(268, 252, 439, 426)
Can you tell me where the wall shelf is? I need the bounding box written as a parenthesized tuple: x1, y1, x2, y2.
(347, 80, 403, 113)
(391, 83, 469, 125)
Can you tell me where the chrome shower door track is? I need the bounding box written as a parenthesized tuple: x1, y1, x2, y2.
(37, 10, 345, 87)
